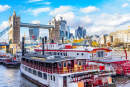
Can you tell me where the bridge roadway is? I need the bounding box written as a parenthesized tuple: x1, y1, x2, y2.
(20, 23, 54, 29)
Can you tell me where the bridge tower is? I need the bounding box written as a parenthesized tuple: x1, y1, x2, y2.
(9, 10, 20, 44)
(49, 17, 60, 43)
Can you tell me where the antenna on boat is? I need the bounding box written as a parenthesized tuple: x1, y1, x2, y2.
(42, 38, 44, 55)
(45, 36, 47, 44)
(62, 37, 64, 43)
(22, 37, 25, 56)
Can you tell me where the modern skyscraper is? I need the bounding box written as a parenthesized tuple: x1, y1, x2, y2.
(59, 17, 69, 39)
(75, 26, 86, 39)
(29, 28, 39, 41)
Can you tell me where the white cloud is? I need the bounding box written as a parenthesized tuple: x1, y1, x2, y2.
(26, 7, 50, 16)
(49, 6, 73, 15)
(96, 13, 130, 27)
(0, 21, 9, 30)
(31, 20, 41, 24)
(27, 0, 43, 3)
(80, 6, 99, 13)
(87, 13, 130, 36)
(44, 2, 51, 4)
(0, 5, 11, 12)
(122, 3, 129, 7)
(0, 21, 9, 42)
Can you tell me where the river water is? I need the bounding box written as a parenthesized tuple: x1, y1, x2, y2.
(0, 51, 130, 87)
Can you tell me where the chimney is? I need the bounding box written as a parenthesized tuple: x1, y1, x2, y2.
(62, 37, 64, 43)
(22, 37, 25, 56)
(42, 38, 44, 55)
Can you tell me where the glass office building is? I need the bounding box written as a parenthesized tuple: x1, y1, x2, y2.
(29, 28, 39, 41)
(75, 26, 86, 39)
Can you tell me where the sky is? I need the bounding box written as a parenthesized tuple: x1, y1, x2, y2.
(0, 0, 130, 42)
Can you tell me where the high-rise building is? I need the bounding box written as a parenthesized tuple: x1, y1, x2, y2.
(75, 26, 86, 39)
(70, 33, 74, 39)
(59, 17, 69, 39)
(29, 28, 39, 41)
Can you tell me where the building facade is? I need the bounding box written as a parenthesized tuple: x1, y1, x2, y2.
(59, 17, 70, 39)
(75, 26, 86, 39)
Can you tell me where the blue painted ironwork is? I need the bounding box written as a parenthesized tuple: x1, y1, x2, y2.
(0, 25, 12, 37)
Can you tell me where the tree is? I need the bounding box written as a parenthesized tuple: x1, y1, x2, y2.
(107, 42, 110, 47)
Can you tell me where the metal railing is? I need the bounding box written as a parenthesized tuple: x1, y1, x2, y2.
(22, 62, 99, 74)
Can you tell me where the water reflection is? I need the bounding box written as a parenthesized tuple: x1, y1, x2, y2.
(0, 65, 38, 87)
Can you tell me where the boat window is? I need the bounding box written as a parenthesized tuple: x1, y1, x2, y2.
(28, 68, 32, 73)
(77, 53, 79, 55)
(97, 51, 104, 57)
(43, 73, 47, 80)
(68, 61, 71, 67)
(58, 52, 59, 55)
(64, 53, 65, 56)
(66, 53, 67, 56)
(83, 60, 85, 65)
(64, 62, 67, 67)
(22, 65, 24, 69)
(59, 62, 62, 68)
(61, 52, 62, 55)
(25, 66, 27, 71)
(38, 71, 42, 78)
(33, 70, 37, 75)
(76, 61, 77, 64)
(82, 53, 84, 56)
(78, 61, 81, 66)
(53, 75, 55, 81)
(51, 75, 52, 80)
(54, 52, 56, 55)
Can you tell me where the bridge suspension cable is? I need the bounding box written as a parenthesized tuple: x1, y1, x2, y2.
(0, 25, 12, 37)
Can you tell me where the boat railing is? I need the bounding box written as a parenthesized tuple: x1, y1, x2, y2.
(22, 62, 99, 74)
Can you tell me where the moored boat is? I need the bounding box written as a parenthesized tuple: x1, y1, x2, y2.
(21, 54, 115, 87)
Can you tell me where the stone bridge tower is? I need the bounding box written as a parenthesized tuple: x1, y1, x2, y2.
(9, 10, 20, 44)
(49, 17, 60, 43)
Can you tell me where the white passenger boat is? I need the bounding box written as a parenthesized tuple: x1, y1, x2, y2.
(21, 54, 114, 87)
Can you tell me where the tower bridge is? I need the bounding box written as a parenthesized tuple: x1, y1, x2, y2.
(0, 10, 73, 54)
(7, 10, 60, 44)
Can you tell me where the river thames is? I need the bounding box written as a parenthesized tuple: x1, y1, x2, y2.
(0, 51, 130, 87)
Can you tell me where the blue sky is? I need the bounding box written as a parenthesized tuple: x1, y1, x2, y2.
(0, 0, 130, 42)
